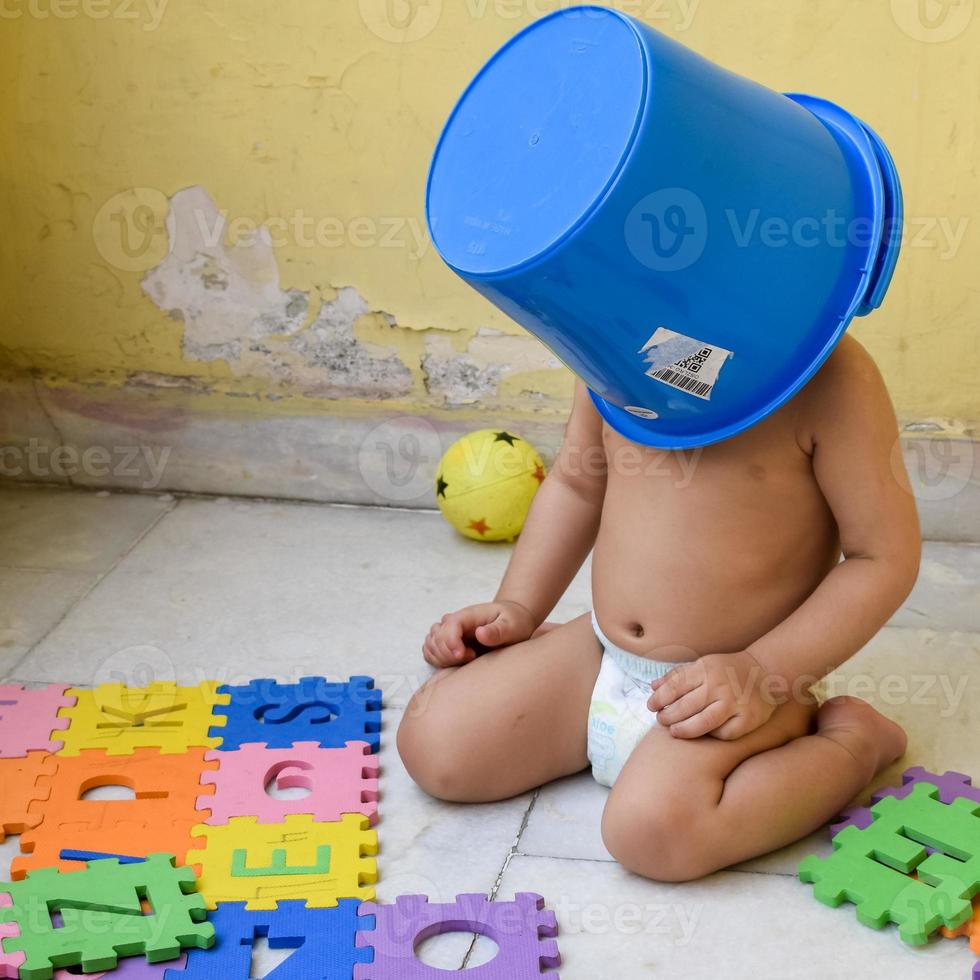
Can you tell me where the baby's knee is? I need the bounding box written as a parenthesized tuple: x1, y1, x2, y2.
(601, 793, 713, 883)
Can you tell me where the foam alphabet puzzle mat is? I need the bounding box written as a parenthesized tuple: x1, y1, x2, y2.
(0, 676, 562, 979)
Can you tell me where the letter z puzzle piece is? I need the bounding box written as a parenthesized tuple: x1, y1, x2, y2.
(162, 900, 372, 979)
(209, 677, 381, 752)
(354, 893, 561, 979)
(0, 752, 56, 842)
(799, 783, 980, 945)
(15, 749, 217, 877)
(0, 853, 213, 980)
(198, 742, 379, 825)
(58, 683, 229, 756)
(185, 814, 377, 910)
(0, 685, 76, 758)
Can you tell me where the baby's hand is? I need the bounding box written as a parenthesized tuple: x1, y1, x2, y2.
(422, 600, 538, 668)
(647, 650, 779, 740)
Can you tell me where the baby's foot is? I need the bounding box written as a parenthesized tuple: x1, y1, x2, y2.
(817, 695, 907, 780)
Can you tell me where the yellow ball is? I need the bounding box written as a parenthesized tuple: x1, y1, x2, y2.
(435, 429, 546, 542)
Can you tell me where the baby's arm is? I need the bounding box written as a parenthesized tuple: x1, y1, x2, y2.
(423, 380, 608, 667)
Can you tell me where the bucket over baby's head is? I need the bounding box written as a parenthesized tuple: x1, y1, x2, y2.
(425, 5, 903, 449)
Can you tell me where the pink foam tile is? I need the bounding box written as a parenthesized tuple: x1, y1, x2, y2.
(0, 685, 77, 758)
(0, 893, 26, 979)
(199, 740, 379, 825)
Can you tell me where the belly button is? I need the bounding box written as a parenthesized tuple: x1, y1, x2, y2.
(631, 623, 645, 638)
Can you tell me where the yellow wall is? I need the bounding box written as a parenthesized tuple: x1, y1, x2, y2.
(1, 0, 978, 424)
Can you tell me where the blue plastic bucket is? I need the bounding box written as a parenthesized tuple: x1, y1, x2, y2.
(426, 5, 903, 449)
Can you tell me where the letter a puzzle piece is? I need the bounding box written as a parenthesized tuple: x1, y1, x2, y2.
(0, 854, 213, 980)
(185, 814, 377, 910)
(58, 682, 230, 756)
(0, 685, 76, 758)
(15, 748, 218, 876)
(799, 783, 980, 945)
(0, 752, 56, 842)
(162, 900, 372, 979)
(209, 677, 381, 752)
(198, 742, 379, 826)
(354, 893, 561, 979)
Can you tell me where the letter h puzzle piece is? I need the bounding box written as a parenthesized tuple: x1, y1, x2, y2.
(0, 753, 56, 843)
(58, 683, 230, 756)
(0, 854, 214, 980)
(354, 893, 561, 978)
(0, 686, 76, 758)
(186, 814, 377, 910)
(15, 748, 218, 877)
(799, 783, 980, 945)
(209, 677, 381, 752)
(162, 900, 372, 979)
(198, 742, 379, 825)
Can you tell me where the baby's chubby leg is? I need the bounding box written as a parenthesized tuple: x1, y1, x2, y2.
(602, 695, 906, 882)
(397, 613, 602, 802)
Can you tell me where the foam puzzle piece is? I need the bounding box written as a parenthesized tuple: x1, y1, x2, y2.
(198, 741, 379, 826)
(185, 814, 377, 910)
(974, 959, 979, 980)
(0, 752, 56, 842)
(162, 900, 371, 979)
(210, 677, 381, 752)
(0, 894, 25, 979)
(58, 683, 229, 756)
(53, 954, 183, 978)
(0, 685, 76, 758)
(831, 767, 980, 836)
(354, 893, 561, 979)
(0, 853, 213, 980)
(15, 748, 217, 877)
(799, 783, 980, 945)
(942, 896, 980, 953)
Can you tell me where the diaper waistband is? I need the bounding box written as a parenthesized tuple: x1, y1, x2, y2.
(591, 611, 691, 684)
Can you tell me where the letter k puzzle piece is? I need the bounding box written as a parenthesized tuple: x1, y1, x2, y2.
(185, 814, 377, 910)
(58, 683, 229, 756)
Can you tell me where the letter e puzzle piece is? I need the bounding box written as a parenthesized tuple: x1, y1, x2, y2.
(0, 854, 213, 980)
(800, 783, 980, 945)
(15, 749, 218, 876)
(162, 900, 371, 979)
(0, 753, 56, 842)
(354, 893, 561, 979)
(198, 741, 379, 825)
(0, 686, 76, 758)
(185, 814, 377, 910)
(209, 677, 381, 752)
(58, 683, 229, 756)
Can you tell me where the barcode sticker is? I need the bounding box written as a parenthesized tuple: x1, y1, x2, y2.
(639, 327, 732, 401)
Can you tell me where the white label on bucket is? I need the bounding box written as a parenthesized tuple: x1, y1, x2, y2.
(639, 327, 733, 401)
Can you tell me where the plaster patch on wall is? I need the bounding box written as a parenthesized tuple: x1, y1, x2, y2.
(422, 331, 562, 406)
(141, 186, 412, 400)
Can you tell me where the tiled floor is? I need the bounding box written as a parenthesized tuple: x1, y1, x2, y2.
(1, 484, 978, 978)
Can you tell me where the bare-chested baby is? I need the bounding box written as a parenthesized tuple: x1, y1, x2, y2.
(397, 335, 920, 882)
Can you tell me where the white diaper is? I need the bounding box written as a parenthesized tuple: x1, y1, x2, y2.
(587, 612, 692, 788)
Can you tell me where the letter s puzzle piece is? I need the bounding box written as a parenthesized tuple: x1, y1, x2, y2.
(185, 814, 377, 910)
(0, 853, 213, 980)
(161, 901, 371, 979)
(354, 893, 561, 979)
(0, 752, 56, 842)
(15, 749, 217, 876)
(800, 783, 980, 945)
(0, 685, 76, 758)
(209, 677, 380, 752)
(58, 683, 229, 756)
(198, 742, 379, 826)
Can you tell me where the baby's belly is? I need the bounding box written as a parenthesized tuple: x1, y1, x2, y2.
(591, 493, 840, 660)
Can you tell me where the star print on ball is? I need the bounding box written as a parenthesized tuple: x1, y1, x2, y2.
(435, 429, 546, 542)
